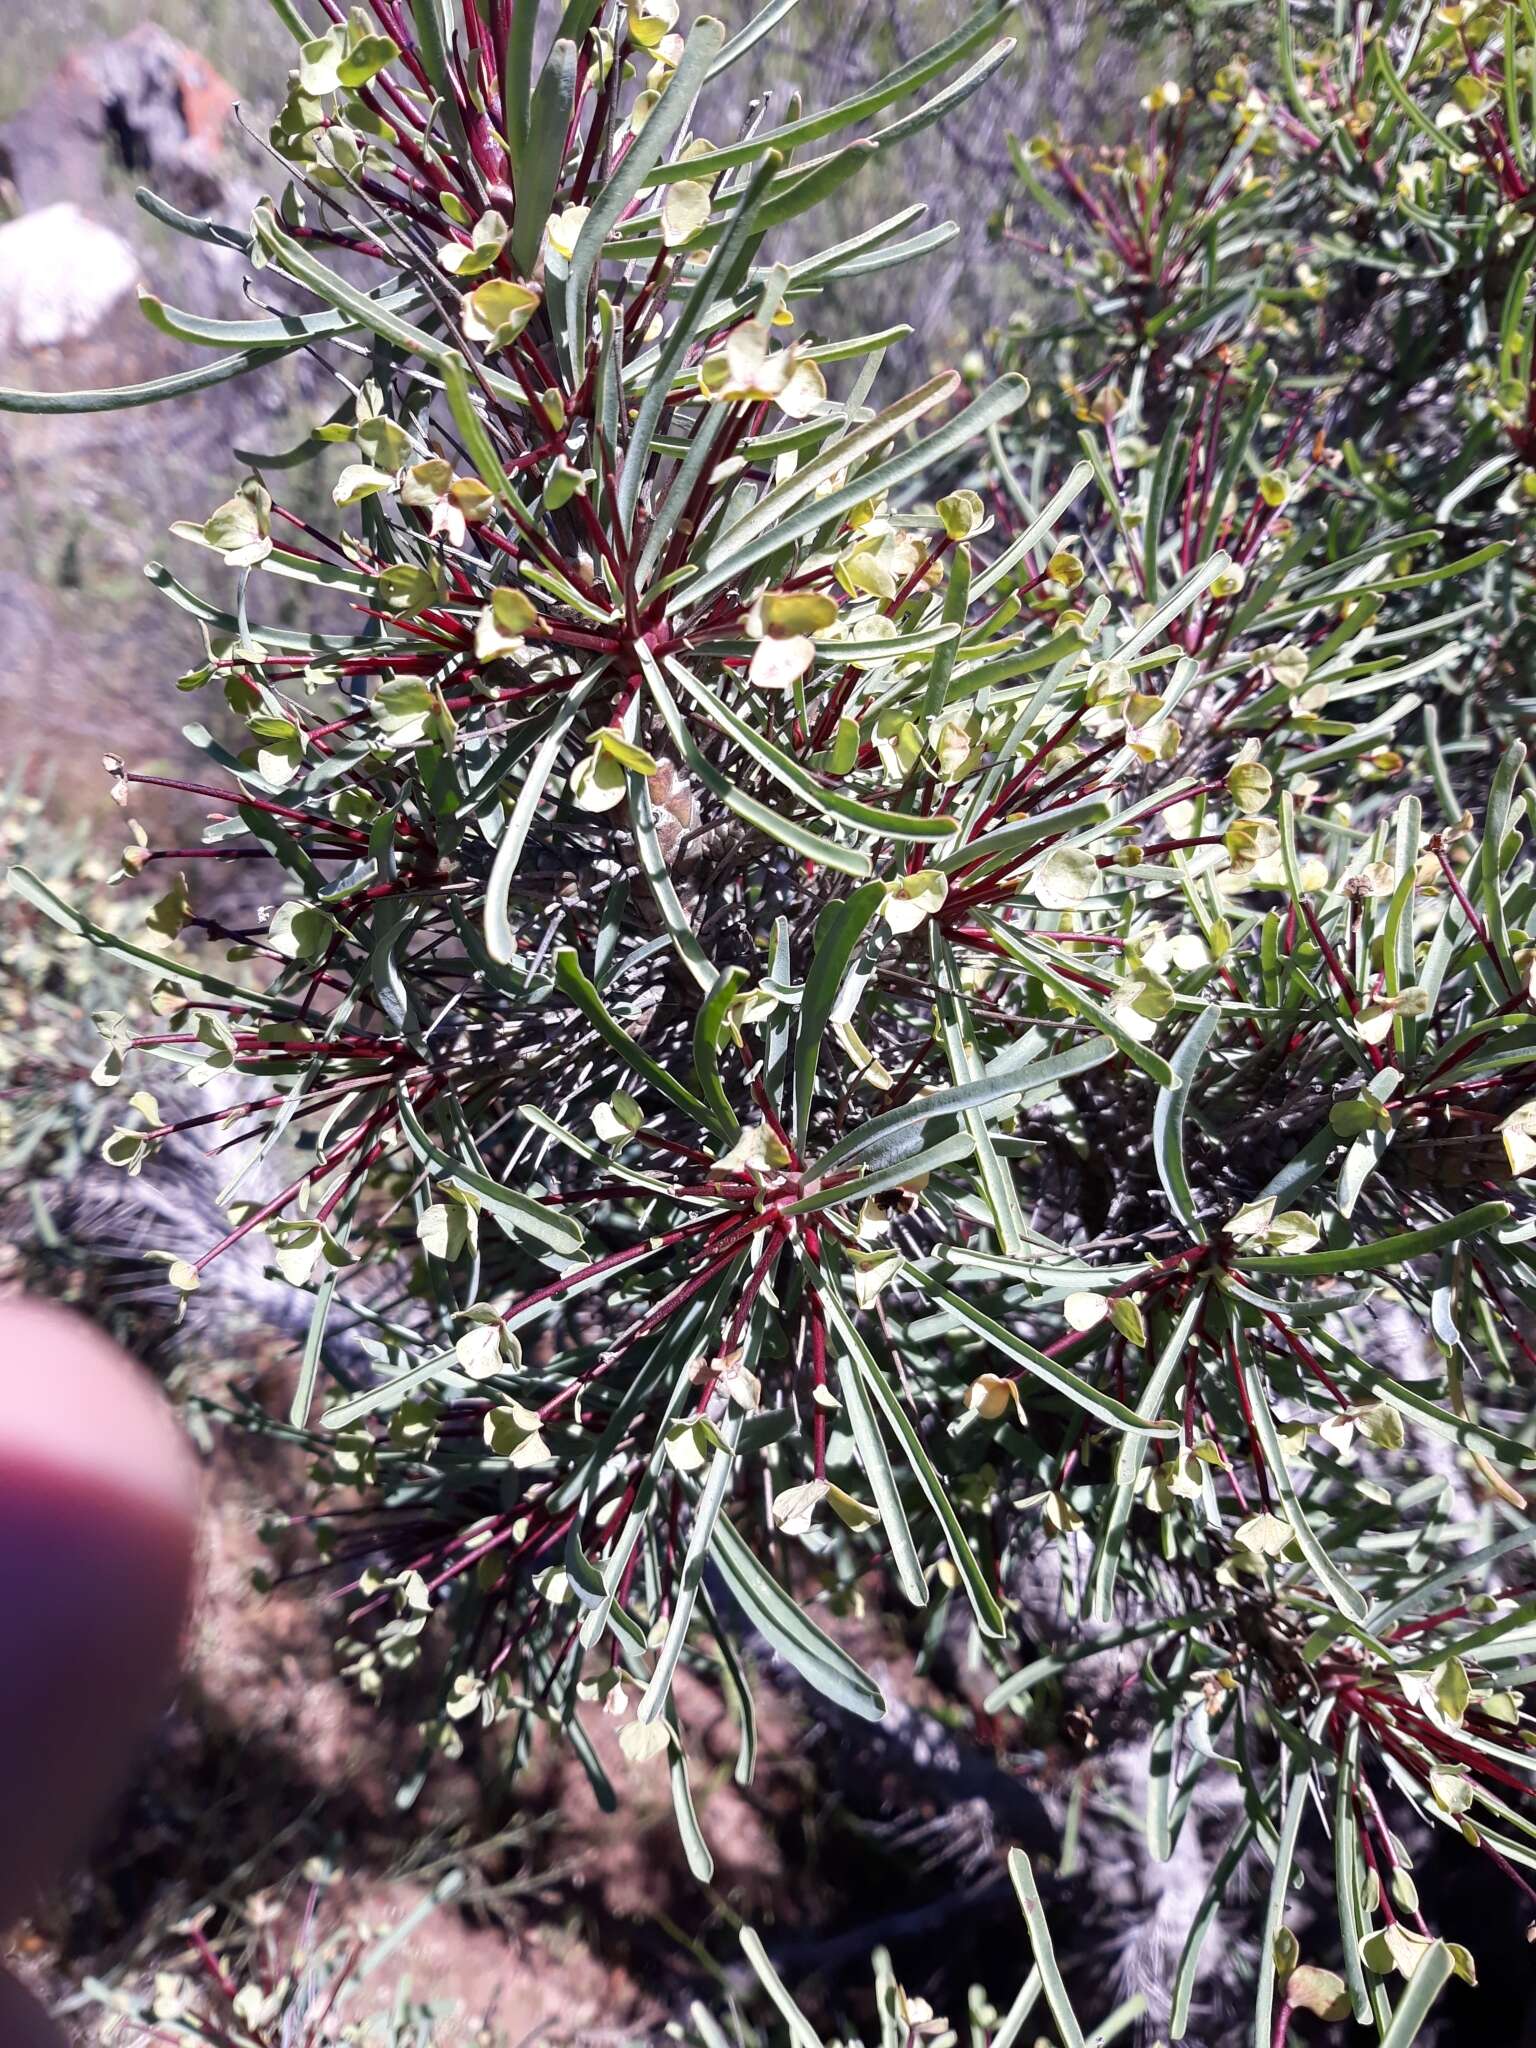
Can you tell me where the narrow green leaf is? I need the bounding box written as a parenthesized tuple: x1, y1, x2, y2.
(693, 966, 747, 1136)
(668, 3, 1010, 179)
(406, 0, 469, 164)
(640, 1412, 741, 1722)
(699, 373, 958, 574)
(502, 0, 540, 169)
(394, 1086, 585, 1254)
(629, 772, 717, 993)
(554, 947, 718, 1131)
(669, 1721, 715, 1882)
(983, 923, 1178, 1090)
(1377, 1945, 1456, 2048)
(1089, 1286, 1207, 1620)
(1479, 737, 1526, 992)
(936, 796, 1112, 877)
(1253, 1755, 1314, 2048)
(1008, 1850, 1086, 2048)
(618, 153, 781, 535)
(921, 1278, 1178, 1438)
(713, 1514, 887, 1720)
(1333, 1723, 1374, 2023)
(1240, 1333, 1366, 1620)
(290, 1206, 353, 1427)
(251, 202, 452, 366)
(739, 1931, 823, 2048)
(566, 18, 727, 366)
(808, 1033, 1116, 1181)
(793, 881, 887, 1148)
(1170, 1801, 1265, 2038)
(667, 660, 958, 842)
(7, 865, 298, 1014)
(483, 675, 601, 963)
(643, 653, 872, 876)
(834, 1286, 1005, 1638)
(137, 282, 418, 350)
(442, 350, 528, 513)
(263, 0, 314, 38)
(1239, 1202, 1510, 1276)
(815, 1271, 930, 1609)
(513, 36, 577, 275)
(704, 0, 801, 77)
(932, 931, 1031, 1255)
(0, 345, 293, 415)
(1154, 1006, 1219, 1233)
(133, 186, 251, 255)
(680, 376, 1031, 611)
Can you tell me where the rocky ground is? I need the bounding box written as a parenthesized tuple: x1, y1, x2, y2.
(0, 22, 325, 822)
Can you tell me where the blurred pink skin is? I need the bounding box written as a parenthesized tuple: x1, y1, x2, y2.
(0, 1301, 199, 2040)
(0, 1967, 70, 2048)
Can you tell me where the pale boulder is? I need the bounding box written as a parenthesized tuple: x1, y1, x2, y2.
(0, 202, 140, 352)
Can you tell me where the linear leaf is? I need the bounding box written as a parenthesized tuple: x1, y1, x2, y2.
(922, 1278, 1178, 1438)
(395, 1086, 585, 1255)
(1240, 1334, 1366, 1620)
(666, 660, 959, 842)
(815, 1270, 929, 1609)
(554, 947, 719, 1131)
(830, 1276, 1005, 1638)
(639, 1411, 741, 1722)
(793, 880, 887, 1148)
(713, 1513, 887, 1720)
(1089, 1286, 1207, 1620)
(565, 18, 726, 366)
(739, 1931, 823, 2048)
(1253, 1755, 1314, 2048)
(700, 372, 958, 572)
(0, 345, 293, 414)
(618, 153, 780, 534)
(643, 652, 872, 876)
(1008, 1851, 1086, 2048)
(808, 1033, 1116, 1180)
(1378, 1947, 1456, 2048)
(483, 675, 601, 963)
(1154, 1006, 1219, 1233)
(1240, 1202, 1510, 1276)
(680, 375, 1031, 611)
(513, 37, 577, 275)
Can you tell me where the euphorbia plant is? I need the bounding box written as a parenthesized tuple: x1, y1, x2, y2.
(6, 0, 1536, 2038)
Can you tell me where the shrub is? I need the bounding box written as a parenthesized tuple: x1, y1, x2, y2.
(0, 784, 147, 1291)
(6, 1, 1536, 2039)
(89, 1875, 457, 2045)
